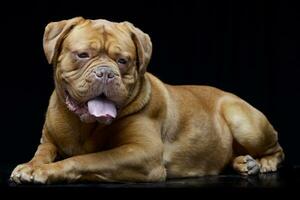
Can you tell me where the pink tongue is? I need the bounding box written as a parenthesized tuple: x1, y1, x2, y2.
(87, 97, 117, 118)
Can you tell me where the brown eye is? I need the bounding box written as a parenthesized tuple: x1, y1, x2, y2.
(117, 58, 128, 65)
(77, 52, 90, 59)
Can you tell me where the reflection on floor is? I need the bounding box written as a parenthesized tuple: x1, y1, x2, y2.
(1, 164, 299, 190)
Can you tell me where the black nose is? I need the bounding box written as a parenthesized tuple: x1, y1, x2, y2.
(93, 66, 115, 81)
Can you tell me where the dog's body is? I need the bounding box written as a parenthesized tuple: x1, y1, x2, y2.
(11, 17, 284, 184)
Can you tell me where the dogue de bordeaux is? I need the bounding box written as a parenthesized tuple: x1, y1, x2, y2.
(11, 17, 284, 184)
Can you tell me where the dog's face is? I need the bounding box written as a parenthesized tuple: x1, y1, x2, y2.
(43, 17, 152, 124)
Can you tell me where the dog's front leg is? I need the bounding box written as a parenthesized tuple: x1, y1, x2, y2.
(10, 142, 57, 183)
(10, 126, 58, 184)
(24, 142, 165, 184)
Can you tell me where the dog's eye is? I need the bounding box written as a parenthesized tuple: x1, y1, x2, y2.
(77, 52, 90, 59)
(117, 58, 128, 65)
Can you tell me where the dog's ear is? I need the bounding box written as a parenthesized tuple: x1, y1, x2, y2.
(122, 22, 152, 75)
(43, 17, 84, 64)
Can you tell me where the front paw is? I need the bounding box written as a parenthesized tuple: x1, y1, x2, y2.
(10, 163, 54, 184)
(10, 163, 35, 184)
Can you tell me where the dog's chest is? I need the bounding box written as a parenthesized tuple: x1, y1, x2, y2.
(56, 124, 109, 157)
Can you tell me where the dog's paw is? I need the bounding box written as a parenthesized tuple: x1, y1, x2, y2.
(233, 155, 261, 175)
(10, 163, 35, 184)
(10, 163, 53, 184)
(259, 157, 277, 173)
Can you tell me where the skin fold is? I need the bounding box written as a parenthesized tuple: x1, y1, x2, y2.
(10, 17, 284, 184)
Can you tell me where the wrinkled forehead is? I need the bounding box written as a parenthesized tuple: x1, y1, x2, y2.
(64, 20, 136, 53)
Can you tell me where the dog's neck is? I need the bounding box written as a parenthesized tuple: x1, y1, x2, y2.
(117, 73, 151, 119)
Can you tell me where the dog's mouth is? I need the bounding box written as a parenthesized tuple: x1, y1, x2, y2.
(65, 91, 118, 124)
(87, 94, 117, 119)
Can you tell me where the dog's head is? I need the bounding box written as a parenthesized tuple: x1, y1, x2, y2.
(43, 17, 152, 124)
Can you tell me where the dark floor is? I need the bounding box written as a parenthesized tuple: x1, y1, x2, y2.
(1, 163, 299, 195)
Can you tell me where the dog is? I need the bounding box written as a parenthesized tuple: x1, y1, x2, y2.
(10, 17, 284, 184)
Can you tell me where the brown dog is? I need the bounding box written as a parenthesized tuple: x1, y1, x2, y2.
(10, 17, 284, 184)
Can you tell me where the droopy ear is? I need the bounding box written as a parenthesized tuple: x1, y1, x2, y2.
(43, 17, 84, 64)
(122, 22, 152, 75)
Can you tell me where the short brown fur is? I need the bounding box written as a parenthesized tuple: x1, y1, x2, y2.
(11, 17, 284, 184)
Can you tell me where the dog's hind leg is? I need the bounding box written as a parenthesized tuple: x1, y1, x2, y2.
(221, 97, 284, 175)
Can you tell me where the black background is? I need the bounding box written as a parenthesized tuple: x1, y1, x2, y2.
(0, 0, 299, 168)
